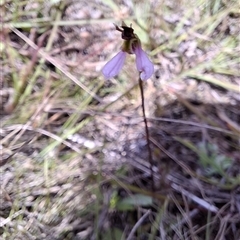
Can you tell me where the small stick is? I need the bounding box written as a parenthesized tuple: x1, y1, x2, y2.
(126, 210, 151, 240)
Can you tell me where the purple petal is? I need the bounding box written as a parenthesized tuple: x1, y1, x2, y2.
(134, 46, 154, 81)
(102, 51, 127, 79)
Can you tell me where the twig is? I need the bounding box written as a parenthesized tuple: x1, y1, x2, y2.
(171, 183, 218, 213)
(126, 210, 151, 240)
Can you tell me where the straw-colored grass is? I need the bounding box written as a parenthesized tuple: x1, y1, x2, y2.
(1, 0, 240, 239)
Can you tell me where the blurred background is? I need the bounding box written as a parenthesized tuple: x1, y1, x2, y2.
(1, 0, 240, 239)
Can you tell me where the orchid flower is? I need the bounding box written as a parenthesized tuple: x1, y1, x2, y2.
(102, 22, 154, 81)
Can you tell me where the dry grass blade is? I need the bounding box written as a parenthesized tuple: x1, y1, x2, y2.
(1, 0, 240, 239)
(9, 27, 102, 103)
